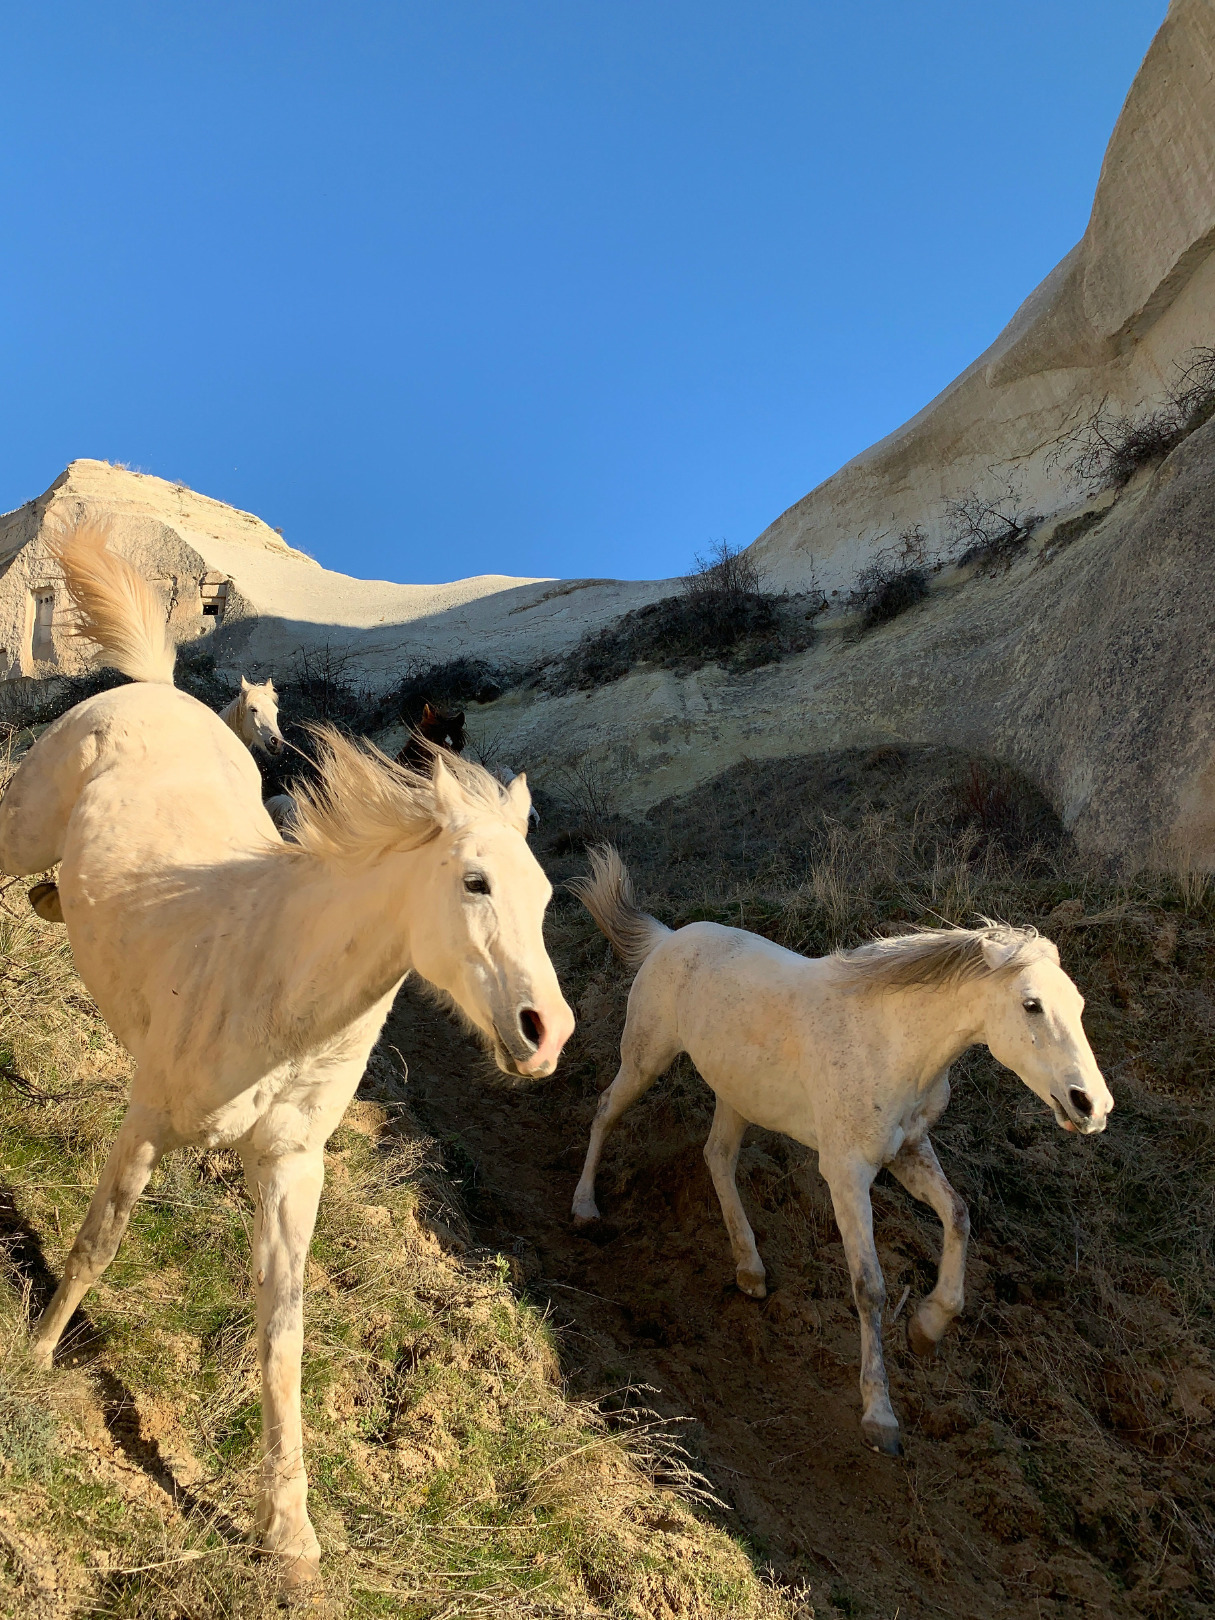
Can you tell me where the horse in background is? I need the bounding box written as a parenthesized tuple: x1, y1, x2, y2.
(396, 701, 466, 771)
(221, 676, 285, 757)
(569, 846, 1111, 1459)
(2, 522, 573, 1587)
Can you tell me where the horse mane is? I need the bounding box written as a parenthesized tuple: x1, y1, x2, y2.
(834, 919, 1046, 992)
(288, 726, 519, 867)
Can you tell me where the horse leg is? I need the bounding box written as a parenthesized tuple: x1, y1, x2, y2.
(30, 1104, 168, 1367)
(241, 1147, 325, 1588)
(571, 1023, 678, 1223)
(703, 1097, 766, 1298)
(823, 1156, 901, 1456)
(887, 1135, 970, 1357)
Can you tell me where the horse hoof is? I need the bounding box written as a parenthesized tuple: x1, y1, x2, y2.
(571, 1204, 600, 1227)
(907, 1315, 938, 1359)
(862, 1419, 903, 1457)
(737, 1269, 767, 1299)
(28, 882, 64, 923)
(264, 1546, 322, 1593)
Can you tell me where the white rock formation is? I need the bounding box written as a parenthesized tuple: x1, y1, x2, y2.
(0, 461, 673, 684)
(749, 0, 1215, 594)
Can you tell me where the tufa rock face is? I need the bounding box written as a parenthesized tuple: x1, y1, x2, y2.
(748, 0, 1215, 596)
(481, 418, 1215, 871)
(0, 461, 668, 684)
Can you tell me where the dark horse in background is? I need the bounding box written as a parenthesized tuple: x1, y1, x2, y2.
(395, 701, 467, 770)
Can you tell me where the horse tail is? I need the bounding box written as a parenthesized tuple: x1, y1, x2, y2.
(567, 844, 670, 972)
(47, 522, 177, 685)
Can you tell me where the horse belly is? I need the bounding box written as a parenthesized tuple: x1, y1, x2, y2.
(684, 1009, 824, 1150)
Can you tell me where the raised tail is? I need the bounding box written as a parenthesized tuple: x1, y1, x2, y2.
(567, 844, 670, 972)
(47, 522, 176, 685)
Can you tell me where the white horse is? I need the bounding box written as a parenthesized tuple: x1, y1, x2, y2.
(495, 765, 540, 827)
(29, 678, 291, 914)
(221, 675, 285, 757)
(569, 847, 1111, 1457)
(1, 524, 574, 1586)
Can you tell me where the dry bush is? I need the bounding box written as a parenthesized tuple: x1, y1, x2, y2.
(380, 656, 512, 726)
(847, 560, 930, 629)
(946, 488, 1040, 574)
(682, 539, 764, 604)
(1054, 346, 1215, 492)
(539, 544, 814, 695)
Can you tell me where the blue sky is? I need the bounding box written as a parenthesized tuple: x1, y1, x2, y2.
(0, 2, 1166, 584)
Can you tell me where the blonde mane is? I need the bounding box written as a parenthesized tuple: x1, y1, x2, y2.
(288, 728, 520, 867)
(834, 920, 1044, 991)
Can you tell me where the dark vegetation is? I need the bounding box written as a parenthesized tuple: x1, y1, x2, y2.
(1055, 346, 1215, 491)
(846, 560, 930, 629)
(539, 543, 815, 694)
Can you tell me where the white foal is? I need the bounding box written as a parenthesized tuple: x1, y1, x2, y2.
(1, 524, 574, 1586)
(569, 847, 1111, 1457)
(221, 675, 285, 757)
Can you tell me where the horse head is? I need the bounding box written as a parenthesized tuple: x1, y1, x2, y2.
(291, 739, 574, 1082)
(240, 676, 285, 756)
(407, 759, 572, 1078)
(978, 934, 1113, 1134)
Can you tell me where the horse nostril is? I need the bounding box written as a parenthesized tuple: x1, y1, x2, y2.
(1068, 1087, 1094, 1118)
(519, 1009, 544, 1051)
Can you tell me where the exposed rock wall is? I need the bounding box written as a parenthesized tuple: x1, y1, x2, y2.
(483, 419, 1215, 870)
(749, 0, 1215, 596)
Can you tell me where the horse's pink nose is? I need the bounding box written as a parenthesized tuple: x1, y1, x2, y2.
(516, 1001, 575, 1077)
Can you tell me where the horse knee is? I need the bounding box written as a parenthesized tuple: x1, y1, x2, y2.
(852, 1265, 886, 1317)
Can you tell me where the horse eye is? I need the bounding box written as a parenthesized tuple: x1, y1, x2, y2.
(1023, 998, 1043, 1015)
(464, 873, 490, 896)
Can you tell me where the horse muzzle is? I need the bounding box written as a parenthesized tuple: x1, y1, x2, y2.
(492, 1000, 574, 1079)
(1051, 1077, 1112, 1135)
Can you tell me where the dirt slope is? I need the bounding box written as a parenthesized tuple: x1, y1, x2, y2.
(383, 747, 1215, 1620)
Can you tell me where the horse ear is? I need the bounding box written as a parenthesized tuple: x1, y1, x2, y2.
(240, 675, 251, 692)
(980, 933, 1021, 972)
(430, 755, 467, 827)
(454, 710, 465, 725)
(505, 771, 532, 832)
(422, 702, 437, 723)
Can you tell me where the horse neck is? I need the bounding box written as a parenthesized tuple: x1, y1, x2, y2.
(250, 845, 431, 1052)
(882, 976, 988, 1085)
(221, 694, 245, 735)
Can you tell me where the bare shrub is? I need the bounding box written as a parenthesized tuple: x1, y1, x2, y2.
(378, 656, 512, 730)
(946, 488, 1039, 574)
(848, 560, 930, 629)
(548, 755, 620, 851)
(1055, 346, 1215, 492)
(540, 541, 813, 693)
(682, 538, 764, 603)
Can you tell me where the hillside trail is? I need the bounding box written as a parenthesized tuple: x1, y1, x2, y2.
(381, 979, 1134, 1620)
